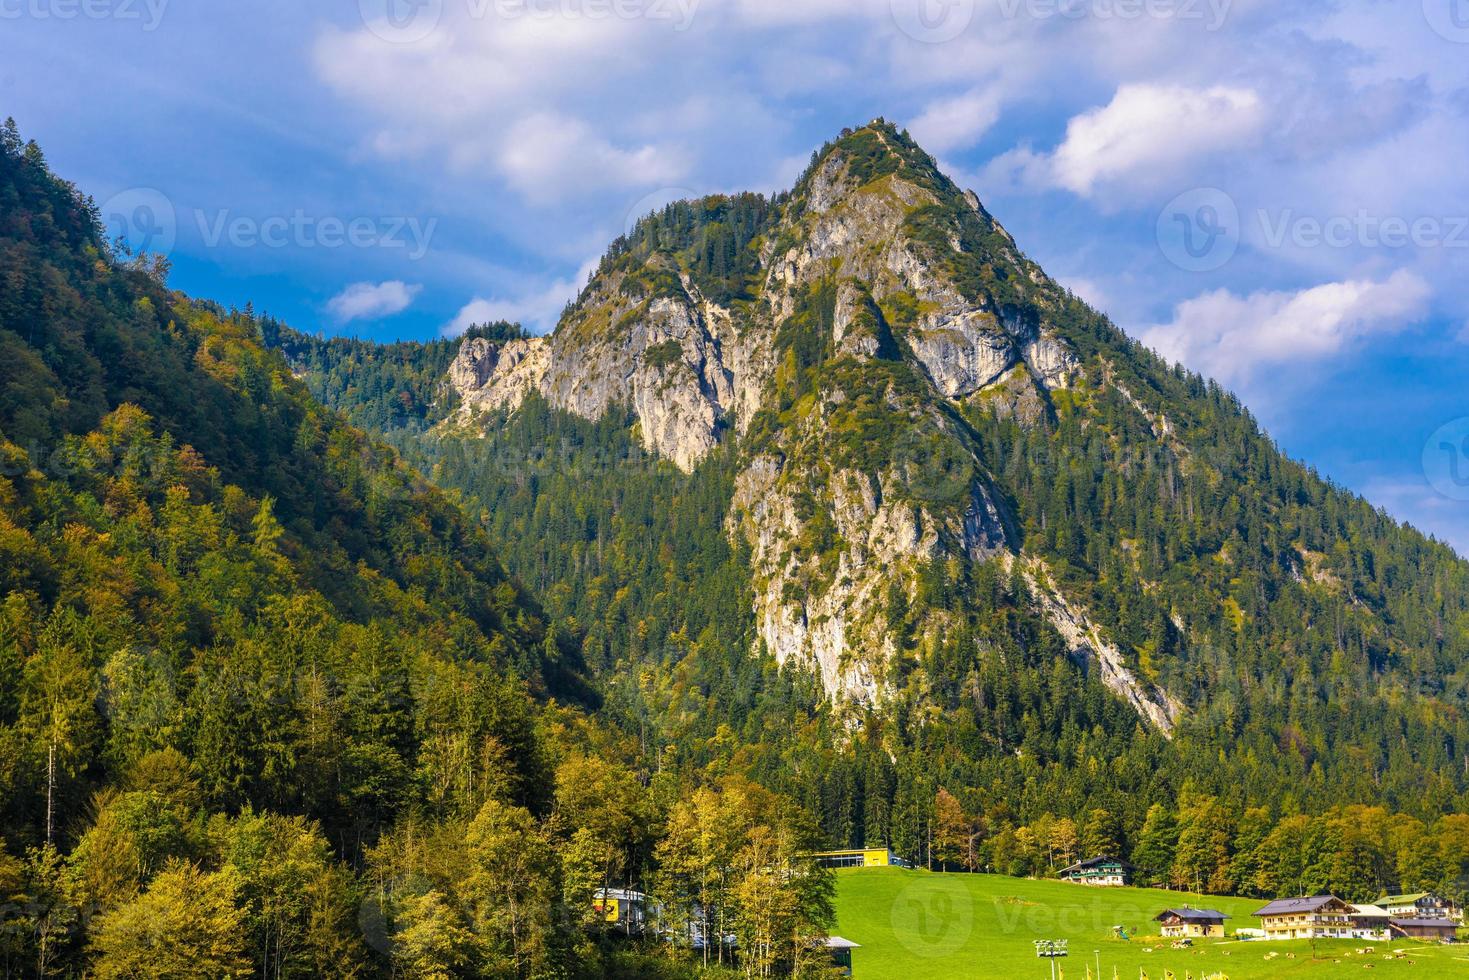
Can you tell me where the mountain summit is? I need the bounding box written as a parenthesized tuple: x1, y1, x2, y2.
(451, 121, 1076, 471)
(442, 120, 1172, 721)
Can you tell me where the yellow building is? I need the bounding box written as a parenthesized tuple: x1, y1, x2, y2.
(1154, 908, 1228, 938)
(805, 848, 908, 869)
(591, 888, 648, 932)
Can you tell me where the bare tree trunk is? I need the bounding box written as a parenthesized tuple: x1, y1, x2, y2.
(46, 739, 55, 845)
(703, 903, 712, 968)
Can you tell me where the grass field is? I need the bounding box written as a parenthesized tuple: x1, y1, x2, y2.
(832, 868, 1469, 979)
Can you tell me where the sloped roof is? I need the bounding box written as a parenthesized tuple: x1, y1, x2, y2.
(1390, 917, 1458, 929)
(1254, 895, 1348, 917)
(1156, 908, 1229, 923)
(594, 887, 647, 903)
(1376, 892, 1431, 905)
(1059, 855, 1129, 873)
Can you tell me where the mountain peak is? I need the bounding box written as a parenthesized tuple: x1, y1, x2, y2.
(792, 118, 958, 213)
(440, 120, 1111, 710)
(456, 119, 1066, 479)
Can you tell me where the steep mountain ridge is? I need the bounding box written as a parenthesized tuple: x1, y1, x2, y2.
(278, 121, 1469, 830)
(450, 122, 1079, 469)
(445, 121, 1173, 722)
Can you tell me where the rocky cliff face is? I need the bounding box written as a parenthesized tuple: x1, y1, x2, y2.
(443, 120, 1175, 728)
(1013, 555, 1183, 735)
(451, 269, 765, 472)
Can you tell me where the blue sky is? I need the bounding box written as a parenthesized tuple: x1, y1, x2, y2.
(4, 0, 1468, 552)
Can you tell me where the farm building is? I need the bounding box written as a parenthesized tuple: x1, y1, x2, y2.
(1389, 917, 1459, 942)
(1058, 856, 1131, 886)
(1154, 908, 1228, 938)
(1252, 895, 1356, 940)
(1376, 892, 1460, 921)
(806, 848, 909, 869)
(1346, 904, 1391, 941)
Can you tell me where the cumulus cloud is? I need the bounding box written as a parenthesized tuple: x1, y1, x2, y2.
(444, 258, 600, 337)
(313, 10, 682, 197)
(910, 87, 1003, 153)
(1049, 84, 1267, 196)
(1138, 269, 1431, 386)
(327, 280, 422, 323)
(497, 113, 688, 204)
(976, 144, 1052, 195)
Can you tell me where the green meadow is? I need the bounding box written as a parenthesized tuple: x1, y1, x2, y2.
(832, 868, 1469, 979)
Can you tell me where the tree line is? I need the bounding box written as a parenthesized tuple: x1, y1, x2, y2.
(928, 790, 1469, 904)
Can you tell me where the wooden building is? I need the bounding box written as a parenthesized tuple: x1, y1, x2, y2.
(1058, 856, 1130, 886)
(1389, 917, 1459, 942)
(1347, 904, 1391, 941)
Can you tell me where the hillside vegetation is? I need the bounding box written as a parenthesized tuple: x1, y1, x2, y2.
(275, 123, 1469, 910)
(0, 120, 838, 979)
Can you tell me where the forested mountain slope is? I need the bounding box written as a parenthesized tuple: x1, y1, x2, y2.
(277, 122, 1469, 901)
(0, 121, 591, 812)
(0, 120, 852, 979)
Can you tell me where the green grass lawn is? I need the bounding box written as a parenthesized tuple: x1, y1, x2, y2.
(832, 868, 1469, 979)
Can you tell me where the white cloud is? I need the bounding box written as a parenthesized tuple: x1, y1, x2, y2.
(1138, 269, 1431, 386)
(497, 113, 688, 204)
(1050, 84, 1267, 196)
(314, 12, 641, 121)
(444, 258, 600, 337)
(303, 0, 1469, 337)
(734, 0, 874, 26)
(313, 10, 673, 190)
(975, 144, 1052, 195)
(910, 87, 1003, 153)
(327, 280, 422, 323)
(314, 8, 702, 206)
